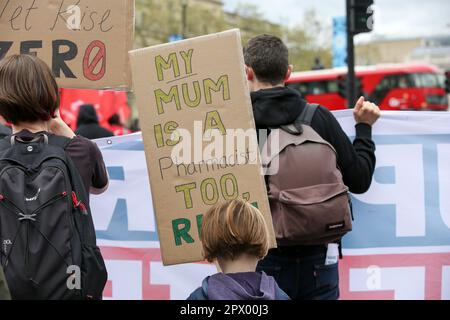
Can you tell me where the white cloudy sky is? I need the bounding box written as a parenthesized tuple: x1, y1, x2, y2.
(223, 0, 450, 42)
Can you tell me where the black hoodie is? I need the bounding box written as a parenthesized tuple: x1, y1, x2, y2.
(75, 105, 114, 140)
(0, 124, 11, 139)
(251, 86, 376, 194)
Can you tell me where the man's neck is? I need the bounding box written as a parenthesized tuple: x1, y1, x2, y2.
(251, 82, 284, 92)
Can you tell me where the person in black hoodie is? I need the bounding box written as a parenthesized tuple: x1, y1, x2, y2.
(75, 104, 114, 140)
(244, 35, 380, 300)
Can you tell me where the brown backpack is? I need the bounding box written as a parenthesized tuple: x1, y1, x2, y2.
(261, 104, 353, 246)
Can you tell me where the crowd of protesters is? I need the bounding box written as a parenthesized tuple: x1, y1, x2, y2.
(0, 34, 380, 301)
(0, 103, 132, 141)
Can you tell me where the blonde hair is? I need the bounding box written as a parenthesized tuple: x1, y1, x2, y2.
(201, 199, 270, 263)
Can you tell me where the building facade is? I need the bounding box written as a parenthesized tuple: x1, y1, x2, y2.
(356, 36, 450, 71)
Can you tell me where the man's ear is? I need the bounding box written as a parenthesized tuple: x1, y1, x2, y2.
(245, 66, 254, 81)
(284, 65, 293, 82)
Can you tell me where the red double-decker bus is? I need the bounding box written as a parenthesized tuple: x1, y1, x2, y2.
(286, 63, 449, 111)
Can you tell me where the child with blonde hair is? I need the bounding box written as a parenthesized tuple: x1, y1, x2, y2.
(187, 199, 289, 300)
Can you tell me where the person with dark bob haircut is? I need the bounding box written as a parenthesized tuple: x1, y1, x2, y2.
(0, 54, 109, 198)
(0, 54, 110, 300)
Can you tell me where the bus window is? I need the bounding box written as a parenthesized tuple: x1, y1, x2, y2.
(288, 80, 338, 96)
(287, 83, 308, 96)
(411, 73, 444, 88)
(309, 81, 327, 95)
(437, 74, 446, 89)
(370, 76, 392, 104)
(398, 75, 410, 88)
(327, 80, 339, 93)
(298, 83, 309, 96)
(370, 74, 413, 104)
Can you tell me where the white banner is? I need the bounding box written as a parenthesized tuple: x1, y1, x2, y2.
(92, 110, 450, 300)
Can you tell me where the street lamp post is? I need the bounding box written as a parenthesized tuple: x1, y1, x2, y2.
(346, 0, 356, 109)
(181, 0, 189, 39)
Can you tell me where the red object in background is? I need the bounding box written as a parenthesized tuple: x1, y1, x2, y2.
(59, 89, 131, 131)
(286, 63, 449, 111)
(110, 125, 131, 136)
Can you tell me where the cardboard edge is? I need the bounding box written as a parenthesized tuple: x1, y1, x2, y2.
(129, 28, 240, 56)
(128, 29, 276, 266)
(123, 0, 135, 90)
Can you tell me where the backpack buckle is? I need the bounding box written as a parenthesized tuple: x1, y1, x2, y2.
(280, 123, 303, 135)
(18, 213, 37, 222)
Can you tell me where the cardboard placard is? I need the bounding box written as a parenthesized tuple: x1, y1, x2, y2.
(129, 29, 276, 266)
(0, 0, 134, 90)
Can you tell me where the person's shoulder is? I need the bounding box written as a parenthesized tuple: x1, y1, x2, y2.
(276, 287, 291, 300)
(187, 287, 207, 300)
(187, 277, 209, 300)
(66, 135, 102, 159)
(308, 104, 341, 129)
(313, 104, 335, 119)
(67, 135, 97, 149)
(0, 125, 11, 136)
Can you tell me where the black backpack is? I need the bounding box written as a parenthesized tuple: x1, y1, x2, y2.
(0, 133, 107, 300)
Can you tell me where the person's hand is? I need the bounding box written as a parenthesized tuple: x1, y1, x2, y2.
(353, 96, 380, 126)
(48, 109, 76, 138)
(48, 109, 65, 132)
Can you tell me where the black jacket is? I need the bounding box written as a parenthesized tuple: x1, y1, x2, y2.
(0, 124, 11, 139)
(251, 86, 376, 194)
(0, 266, 11, 300)
(75, 105, 114, 140)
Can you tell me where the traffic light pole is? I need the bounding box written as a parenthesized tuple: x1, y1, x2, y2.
(346, 0, 356, 109)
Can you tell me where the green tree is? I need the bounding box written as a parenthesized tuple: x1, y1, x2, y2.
(134, 1, 332, 73)
(227, 3, 283, 43)
(130, 1, 332, 122)
(135, 0, 228, 47)
(285, 9, 332, 71)
(226, 5, 332, 71)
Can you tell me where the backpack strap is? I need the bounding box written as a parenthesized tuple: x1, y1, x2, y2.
(280, 103, 319, 135)
(47, 135, 96, 245)
(296, 103, 319, 126)
(0, 133, 71, 152)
